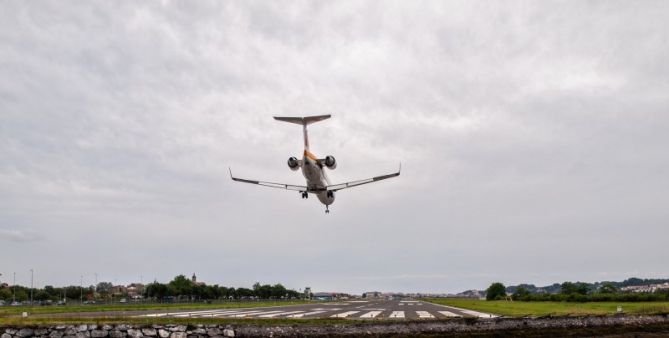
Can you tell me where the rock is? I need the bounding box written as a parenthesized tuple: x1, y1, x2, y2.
(109, 331, 125, 338)
(5, 330, 18, 335)
(126, 330, 142, 338)
(140, 329, 156, 337)
(169, 333, 186, 338)
(101, 326, 112, 332)
(115, 326, 130, 332)
(222, 329, 234, 338)
(76, 331, 91, 338)
(91, 330, 108, 338)
(35, 330, 48, 336)
(77, 326, 88, 332)
(206, 329, 221, 337)
(192, 329, 205, 335)
(64, 328, 77, 336)
(2, 333, 13, 338)
(157, 330, 170, 338)
(168, 327, 185, 333)
(18, 328, 35, 337)
(49, 331, 64, 338)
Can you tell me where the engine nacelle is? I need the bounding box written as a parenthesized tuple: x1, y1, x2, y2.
(324, 155, 336, 169)
(287, 157, 300, 171)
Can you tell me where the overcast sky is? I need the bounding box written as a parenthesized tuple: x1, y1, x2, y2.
(1, 1, 668, 294)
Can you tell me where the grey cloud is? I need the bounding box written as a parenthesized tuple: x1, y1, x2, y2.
(1, 1, 668, 294)
(0, 229, 41, 242)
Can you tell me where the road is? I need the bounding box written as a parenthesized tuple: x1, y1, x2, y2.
(133, 299, 497, 320)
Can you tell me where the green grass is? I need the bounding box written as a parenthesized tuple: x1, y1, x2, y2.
(0, 300, 312, 317)
(422, 298, 669, 317)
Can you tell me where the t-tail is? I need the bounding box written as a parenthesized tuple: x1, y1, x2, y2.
(273, 114, 331, 150)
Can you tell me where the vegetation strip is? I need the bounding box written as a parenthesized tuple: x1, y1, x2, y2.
(422, 298, 669, 317)
(0, 301, 313, 317)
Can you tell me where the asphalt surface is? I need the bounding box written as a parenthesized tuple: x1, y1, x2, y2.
(131, 299, 497, 320)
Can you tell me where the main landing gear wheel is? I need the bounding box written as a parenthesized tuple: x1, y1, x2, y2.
(301, 192, 308, 199)
(326, 190, 334, 198)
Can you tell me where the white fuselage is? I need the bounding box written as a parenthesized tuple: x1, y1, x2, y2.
(302, 150, 335, 205)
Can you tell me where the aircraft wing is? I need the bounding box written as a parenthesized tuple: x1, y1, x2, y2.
(229, 168, 307, 192)
(326, 164, 401, 192)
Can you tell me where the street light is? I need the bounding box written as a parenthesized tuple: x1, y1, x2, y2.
(30, 269, 34, 305)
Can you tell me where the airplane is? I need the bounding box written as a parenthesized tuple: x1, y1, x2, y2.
(229, 114, 400, 213)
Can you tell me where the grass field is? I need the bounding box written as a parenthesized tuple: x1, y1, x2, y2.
(422, 298, 669, 317)
(0, 300, 312, 317)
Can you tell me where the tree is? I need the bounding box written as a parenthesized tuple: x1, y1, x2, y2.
(486, 282, 506, 300)
(512, 286, 530, 300)
(146, 282, 169, 299)
(168, 275, 193, 298)
(561, 282, 589, 295)
(599, 282, 618, 294)
(96, 282, 113, 297)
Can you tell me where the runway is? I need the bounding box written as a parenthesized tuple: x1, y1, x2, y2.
(135, 299, 498, 320)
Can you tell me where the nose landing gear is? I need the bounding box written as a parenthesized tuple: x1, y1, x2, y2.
(325, 205, 330, 214)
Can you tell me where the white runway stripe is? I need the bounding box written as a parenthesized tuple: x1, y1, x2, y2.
(225, 310, 280, 317)
(416, 311, 434, 319)
(331, 311, 360, 318)
(359, 311, 382, 318)
(287, 311, 327, 318)
(389, 311, 405, 318)
(459, 309, 498, 318)
(438, 311, 461, 317)
(257, 311, 304, 318)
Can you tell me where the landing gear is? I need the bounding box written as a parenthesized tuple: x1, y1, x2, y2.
(325, 205, 330, 214)
(301, 191, 308, 199)
(326, 190, 334, 198)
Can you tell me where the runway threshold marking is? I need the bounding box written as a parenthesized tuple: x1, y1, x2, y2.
(331, 311, 360, 318)
(389, 311, 405, 318)
(438, 311, 461, 317)
(257, 311, 304, 318)
(359, 311, 382, 318)
(227, 310, 281, 317)
(287, 311, 327, 318)
(459, 309, 498, 318)
(416, 311, 434, 319)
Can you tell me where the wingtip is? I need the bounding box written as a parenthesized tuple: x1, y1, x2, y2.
(228, 167, 233, 179)
(398, 162, 402, 175)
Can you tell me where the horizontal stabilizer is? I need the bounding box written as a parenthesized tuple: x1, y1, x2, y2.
(274, 114, 331, 126)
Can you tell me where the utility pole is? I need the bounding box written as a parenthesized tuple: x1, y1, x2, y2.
(13, 272, 16, 303)
(80, 275, 83, 303)
(30, 269, 33, 305)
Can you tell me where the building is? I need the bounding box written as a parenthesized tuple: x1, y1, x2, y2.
(127, 283, 145, 299)
(191, 274, 205, 286)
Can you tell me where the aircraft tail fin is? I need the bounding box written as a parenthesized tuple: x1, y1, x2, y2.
(274, 114, 331, 150)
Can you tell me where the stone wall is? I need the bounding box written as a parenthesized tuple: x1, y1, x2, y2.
(2, 315, 669, 338)
(0, 325, 235, 338)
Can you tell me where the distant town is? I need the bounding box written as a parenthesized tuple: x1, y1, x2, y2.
(1, 274, 668, 306)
